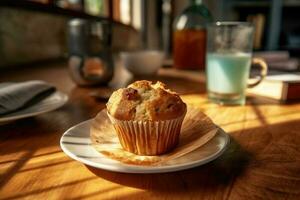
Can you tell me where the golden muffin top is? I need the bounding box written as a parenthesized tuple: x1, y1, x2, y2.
(106, 80, 186, 121)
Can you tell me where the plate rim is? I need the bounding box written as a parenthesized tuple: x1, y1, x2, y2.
(60, 119, 230, 174)
(0, 90, 68, 123)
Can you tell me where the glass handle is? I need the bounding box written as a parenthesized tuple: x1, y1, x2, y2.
(247, 58, 268, 88)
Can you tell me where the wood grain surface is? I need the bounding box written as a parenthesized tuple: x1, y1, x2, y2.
(0, 62, 300, 200)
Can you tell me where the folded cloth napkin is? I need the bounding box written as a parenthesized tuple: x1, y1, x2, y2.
(0, 80, 55, 115)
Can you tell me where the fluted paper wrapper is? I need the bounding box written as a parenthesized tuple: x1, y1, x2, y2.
(90, 107, 218, 165)
(107, 112, 185, 156)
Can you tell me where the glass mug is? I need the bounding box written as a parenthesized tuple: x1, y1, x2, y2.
(67, 19, 114, 86)
(206, 22, 268, 105)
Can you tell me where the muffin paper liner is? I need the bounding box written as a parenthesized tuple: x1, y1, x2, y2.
(90, 107, 218, 165)
(107, 112, 186, 155)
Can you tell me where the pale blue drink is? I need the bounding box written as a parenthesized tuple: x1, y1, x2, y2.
(206, 52, 251, 105)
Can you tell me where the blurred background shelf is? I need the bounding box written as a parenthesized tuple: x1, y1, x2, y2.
(0, 0, 142, 69)
(0, 0, 133, 27)
(0, 0, 107, 20)
(229, 0, 300, 7)
(221, 0, 300, 54)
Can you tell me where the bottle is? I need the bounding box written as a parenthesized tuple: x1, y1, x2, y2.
(173, 0, 213, 70)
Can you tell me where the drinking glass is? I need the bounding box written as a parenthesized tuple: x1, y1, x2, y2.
(67, 19, 114, 86)
(206, 22, 267, 105)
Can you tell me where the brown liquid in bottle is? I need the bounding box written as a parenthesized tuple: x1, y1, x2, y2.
(173, 29, 207, 70)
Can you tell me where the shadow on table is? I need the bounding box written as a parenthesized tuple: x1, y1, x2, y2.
(86, 136, 251, 191)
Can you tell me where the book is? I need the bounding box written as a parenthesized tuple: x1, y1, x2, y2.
(120, 0, 131, 25)
(253, 51, 290, 63)
(247, 14, 265, 49)
(247, 73, 300, 101)
(113, 0, 121, 21)
(132, 0, 142, 29)
(267, 58, 299, 71)
(253, 51, 299, 71)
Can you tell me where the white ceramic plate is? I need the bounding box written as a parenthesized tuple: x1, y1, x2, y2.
(0, 91, 68, 124)
(60, 119, 230, 174)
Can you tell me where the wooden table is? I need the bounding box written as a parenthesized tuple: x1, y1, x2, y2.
(0, 62, 300, 200)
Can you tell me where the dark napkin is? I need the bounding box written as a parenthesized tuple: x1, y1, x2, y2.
(0, 80, 55, 115)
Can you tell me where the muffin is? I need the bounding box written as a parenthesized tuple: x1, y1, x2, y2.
(106, 80, 187, 155)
